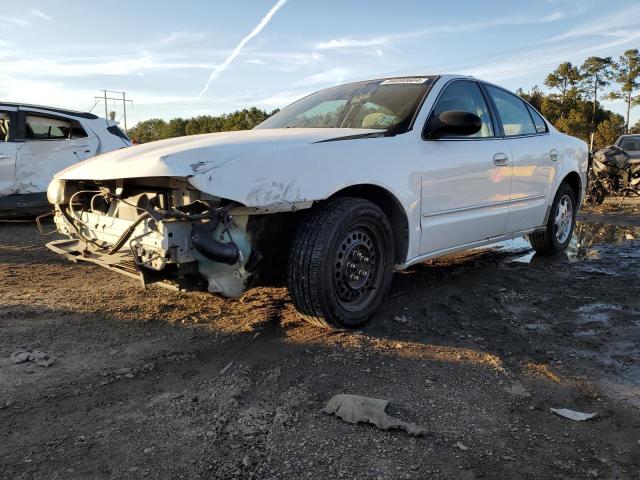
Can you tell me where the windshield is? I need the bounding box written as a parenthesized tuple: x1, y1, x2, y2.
(619, 136, 640, 152)
(255, 77, 437, 134)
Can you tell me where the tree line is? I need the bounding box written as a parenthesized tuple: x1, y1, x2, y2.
(128, 49, 640, 150)
(518, 50, 640, 150)
(127, 107, 278, 143)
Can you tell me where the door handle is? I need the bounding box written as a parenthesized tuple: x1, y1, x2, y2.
(550, 149, 559, 161)
(0, 155, 10, 159)
(493, 153, 509, 166)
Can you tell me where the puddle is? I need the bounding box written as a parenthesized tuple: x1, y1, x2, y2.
(486, 221, 640, 264)
(574, 303, 623, 325)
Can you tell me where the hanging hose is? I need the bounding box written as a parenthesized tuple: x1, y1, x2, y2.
(190, 215, 240, 265)
(107, 211, 151, 255)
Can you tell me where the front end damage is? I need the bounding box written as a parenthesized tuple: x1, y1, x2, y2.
(46, 177, 258, 297)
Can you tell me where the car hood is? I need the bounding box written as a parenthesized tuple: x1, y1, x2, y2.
(55, 128, 381, 181)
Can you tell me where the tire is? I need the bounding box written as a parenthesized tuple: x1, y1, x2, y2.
(528, 183, 576, 255)
(287, 197, 395, 329)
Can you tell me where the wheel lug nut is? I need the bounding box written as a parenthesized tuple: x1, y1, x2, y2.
(349, 274, 360, 281)
(358, 270, 368, 277)
(347, 262, 357, 270)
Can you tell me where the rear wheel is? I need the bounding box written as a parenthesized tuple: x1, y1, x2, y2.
(287, 197, 395, 329)
(528, 183, 576, 254)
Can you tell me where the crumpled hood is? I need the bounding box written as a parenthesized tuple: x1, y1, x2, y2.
(55, 128, 381, 181)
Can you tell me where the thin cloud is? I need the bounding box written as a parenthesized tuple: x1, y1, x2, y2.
(552, 4, 640, 40)
(293, 67, 349, 86)
(159, 31, 208, 46)
(0, 15, 30, 27)
(462, 31, 640, 81)
(316, 11, 568, 50)
(0, 53, 217, 77)
(30, 8, 53, 22)
(187, 0, 288, 113)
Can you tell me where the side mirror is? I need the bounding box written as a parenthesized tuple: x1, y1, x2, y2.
(425, 110, 482, 139)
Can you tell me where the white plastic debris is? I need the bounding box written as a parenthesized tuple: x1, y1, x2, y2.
(505, 381, 531, 398)
(393, 315, 410, 324)
(550, 408, 597, 421)
(10, 349, 55, 367)
(455, 441, 469, 451)
(323, 394, 427, 436)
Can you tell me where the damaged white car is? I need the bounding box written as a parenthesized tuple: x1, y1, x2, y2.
(46, 75, 588, 328)
(0, 103, 131, 216)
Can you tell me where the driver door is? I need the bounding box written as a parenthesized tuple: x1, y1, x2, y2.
(419, 80, 512, 254)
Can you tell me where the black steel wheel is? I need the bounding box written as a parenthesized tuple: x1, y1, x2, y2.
(288, 197, 395, 329)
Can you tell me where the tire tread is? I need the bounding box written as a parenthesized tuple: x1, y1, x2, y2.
(287, 197, 391, 329)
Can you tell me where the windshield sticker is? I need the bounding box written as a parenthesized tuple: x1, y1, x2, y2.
(380, 77, 429, 85)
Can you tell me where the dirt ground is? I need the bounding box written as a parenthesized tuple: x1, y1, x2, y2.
(1, 200, 640, 480)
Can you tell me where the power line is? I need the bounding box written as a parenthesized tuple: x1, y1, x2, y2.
(93, 90, 134, 132)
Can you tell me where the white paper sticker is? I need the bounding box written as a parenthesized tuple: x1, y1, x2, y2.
(380, 77, 429, 85)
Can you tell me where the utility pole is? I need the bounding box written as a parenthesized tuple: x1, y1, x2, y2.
(94, 90, 133, 132)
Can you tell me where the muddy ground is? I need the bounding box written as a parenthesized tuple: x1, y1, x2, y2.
(1, 200, 639, 480)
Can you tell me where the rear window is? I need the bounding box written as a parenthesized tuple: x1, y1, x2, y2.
(526, 105, 548, 134)
(619, 136, 640, 151)
(26, 115, 69, 140)
(107, 125, 131, 142)
(25, 115, 88, 140)
(485, 85, 537, 136)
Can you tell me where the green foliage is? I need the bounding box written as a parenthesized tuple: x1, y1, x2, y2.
(128, 107, 278, 143)
(580, 56, 615, 102)
(544, 62, 582, 101)
(516, 50, 640, 148)
(593, 114, 626, 150)
(607, 49, 640, 132)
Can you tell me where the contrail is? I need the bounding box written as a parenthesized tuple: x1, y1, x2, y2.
(186, 0, 288, 114)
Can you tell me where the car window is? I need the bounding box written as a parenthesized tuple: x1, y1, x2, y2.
(256, 77, 437, 133)
(485, 86, 536, 136)
(294, 100, 348, 128)
(429, 80, 494, 138)
(619, 137, 640, 151)
(26, 115, 71, 140)
(526, 105, 548, 134)
(0, 112, 10, 142)
(69, 124, 88, 139)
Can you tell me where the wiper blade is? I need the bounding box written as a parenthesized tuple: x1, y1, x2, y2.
(314, 131, 385, 143)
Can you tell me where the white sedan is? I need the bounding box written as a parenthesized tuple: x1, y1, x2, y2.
(46, 75, 588, 328)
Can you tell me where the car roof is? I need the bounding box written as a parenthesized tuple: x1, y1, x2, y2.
(0, 102, 99, 120)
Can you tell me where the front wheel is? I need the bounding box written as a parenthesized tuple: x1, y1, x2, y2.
(528, 183, 576, 254)
(287, 197, 395, 329)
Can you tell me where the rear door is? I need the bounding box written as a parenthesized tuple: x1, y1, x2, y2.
(483, 85, 559, 233)
(0, 108, 17, 195)
(420, 80, 512, 254)
(15, 111, 99, 193)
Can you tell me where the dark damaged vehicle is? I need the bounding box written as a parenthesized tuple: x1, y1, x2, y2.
(47, 75, 588, 328)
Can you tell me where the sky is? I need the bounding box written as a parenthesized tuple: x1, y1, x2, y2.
(1, 0, 640, 127)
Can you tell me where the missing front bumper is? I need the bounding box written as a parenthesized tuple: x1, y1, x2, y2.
(46, 238, 186, 291)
